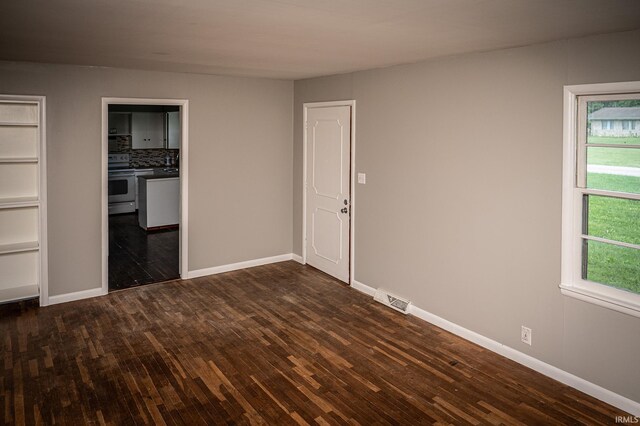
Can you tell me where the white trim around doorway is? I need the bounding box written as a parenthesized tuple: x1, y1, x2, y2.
(101, 97, 189, 297)
(302, 100, 356, 286)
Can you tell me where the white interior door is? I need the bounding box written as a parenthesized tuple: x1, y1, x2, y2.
(305, 105, 351, 283)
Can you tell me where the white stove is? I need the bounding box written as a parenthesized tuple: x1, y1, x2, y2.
(108, 153, 131, 170)
(108, 154, 136, 214)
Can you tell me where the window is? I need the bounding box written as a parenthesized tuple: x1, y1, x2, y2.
(562, 82, 640, 317)
(602, 120, 614, 130)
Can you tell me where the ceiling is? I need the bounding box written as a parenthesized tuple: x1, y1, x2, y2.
(1, 0, 640, 80)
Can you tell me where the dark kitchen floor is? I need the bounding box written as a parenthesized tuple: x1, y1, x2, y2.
(108, 212, 179, 291)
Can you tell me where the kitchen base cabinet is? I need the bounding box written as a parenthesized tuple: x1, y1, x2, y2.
(138, 176, 179, 230)
(134, 169, 154, 209)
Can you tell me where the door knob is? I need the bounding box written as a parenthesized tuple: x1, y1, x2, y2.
(341, 207, 348, 214)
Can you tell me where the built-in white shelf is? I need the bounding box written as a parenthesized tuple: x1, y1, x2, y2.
(0, 241, 38, 255)
(0, 284, 39, 304)
(0, 100, 38, 105)
(0, 122, 38, 127)
(0, 157, 38, 164)
(0, 196, 39, 209)
(0, 95, 45, 305)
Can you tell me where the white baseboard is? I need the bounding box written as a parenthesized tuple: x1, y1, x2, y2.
(43, 254, 298, 306)
(354, 280, 639, 416)
(46, 287, 107, 306)
(292, 254, 304, 264)
(187, 253, 294, 279)
(351, 280, 376, 297)
(409, 304, 640, 415)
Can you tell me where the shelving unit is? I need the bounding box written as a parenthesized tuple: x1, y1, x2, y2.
(0, 96, 46, 304)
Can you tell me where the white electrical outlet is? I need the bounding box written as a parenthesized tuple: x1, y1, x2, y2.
(521, 326, 532, 346)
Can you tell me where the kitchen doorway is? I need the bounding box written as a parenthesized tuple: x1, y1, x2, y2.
(101, 98, 189, 292)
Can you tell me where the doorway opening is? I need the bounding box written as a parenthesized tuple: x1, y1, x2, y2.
(102, 98, 189, 292)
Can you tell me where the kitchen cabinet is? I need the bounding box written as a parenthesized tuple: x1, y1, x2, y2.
(107, 112, 131, 136)
(166, 111, 181, 149)
(134, 169, 155, 209)
(0, 96, 46, 304)
(132, 112, 165, 149)
(138, 176, 179, 230)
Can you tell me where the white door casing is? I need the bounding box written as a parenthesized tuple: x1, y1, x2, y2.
(305, 105, 351, 282)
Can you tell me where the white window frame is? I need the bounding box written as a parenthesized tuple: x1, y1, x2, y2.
(561, 81, 640, 318)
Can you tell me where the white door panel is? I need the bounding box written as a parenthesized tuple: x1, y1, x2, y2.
(312, 119, 344, 199)
(305, 105, 350, 282)
(311, 207, 343, 264)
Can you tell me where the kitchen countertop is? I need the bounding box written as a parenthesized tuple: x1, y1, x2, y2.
(138, 173, 179, 180)
(108, 167, 178, 172)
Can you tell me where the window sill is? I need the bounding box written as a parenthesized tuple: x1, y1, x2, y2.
(560, 283, 640, 318)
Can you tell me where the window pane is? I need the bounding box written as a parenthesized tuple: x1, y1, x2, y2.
(587, 100, 640, 144)
(586, 147, 640, 194)
(583, 239, 640, 294)
(584, 195, 640, 245)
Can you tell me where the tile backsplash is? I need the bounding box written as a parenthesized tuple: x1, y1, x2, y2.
(110, 136, 178, 167)
(130, 148, 179, 168)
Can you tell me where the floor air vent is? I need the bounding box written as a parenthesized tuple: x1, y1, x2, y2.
(374, 289, 411, 314)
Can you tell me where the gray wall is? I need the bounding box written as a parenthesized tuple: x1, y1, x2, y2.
(0, 61, 293, 296)
(293, 30, 640, 402)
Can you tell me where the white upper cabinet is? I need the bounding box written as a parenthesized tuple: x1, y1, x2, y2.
(132, 112, 165, 149)
(166, 111, 181, 149)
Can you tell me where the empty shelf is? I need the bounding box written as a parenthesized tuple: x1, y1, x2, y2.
(0, 196, 38, 208)
(0, 285, 39, 304)
(0, 122, 39, 127)
(0, 241, 39, 255)
(0, 157, 38, 163)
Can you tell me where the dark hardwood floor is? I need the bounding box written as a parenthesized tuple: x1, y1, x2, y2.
(0, 261, 631, 425)
(108, 212, 179, 291)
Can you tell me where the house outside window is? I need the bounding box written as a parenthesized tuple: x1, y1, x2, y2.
(562, 82, 640, 317)
(589, 107, 640, 136)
